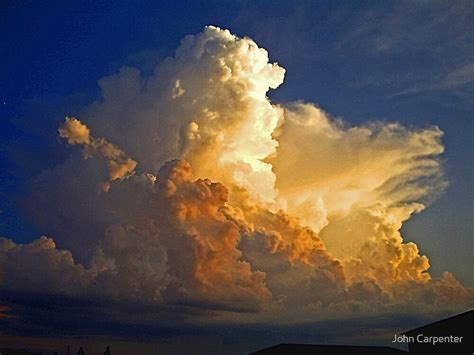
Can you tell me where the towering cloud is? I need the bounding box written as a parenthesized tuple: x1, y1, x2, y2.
(1, 26, 471, 325)
(83, 26, 285, 204)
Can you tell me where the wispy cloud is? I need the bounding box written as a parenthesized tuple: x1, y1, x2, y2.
(0, 305, 14, 319)
(335, 1, 473, 56)
(393, 63, 474, 96)
(330, 1, 474, 99)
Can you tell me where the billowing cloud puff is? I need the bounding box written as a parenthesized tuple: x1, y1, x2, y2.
(2, 160, 270, 312)
(84, 25, 284, 203)
(1, 26, 472, 325)
(59, 117, 137, 191)
(96, 159, 270, 311)
(0, 236, 93, 297)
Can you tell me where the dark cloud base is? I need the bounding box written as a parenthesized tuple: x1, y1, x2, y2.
(1, 289, 445, 354)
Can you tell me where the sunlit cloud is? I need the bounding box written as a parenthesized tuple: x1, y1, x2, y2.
(1, 26, 472, 325)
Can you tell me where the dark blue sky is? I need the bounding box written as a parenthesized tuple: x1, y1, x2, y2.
(1, 0, 472, 289)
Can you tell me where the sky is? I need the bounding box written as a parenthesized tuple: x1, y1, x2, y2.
(0, 1, 473, 354)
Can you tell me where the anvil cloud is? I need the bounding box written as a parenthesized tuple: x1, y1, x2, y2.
(0, 26, 471, 324)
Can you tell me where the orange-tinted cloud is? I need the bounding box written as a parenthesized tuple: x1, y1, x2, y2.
(59, 117, 137, 191)
(1, 26, 471, 325)
(0, 305, 13, 319)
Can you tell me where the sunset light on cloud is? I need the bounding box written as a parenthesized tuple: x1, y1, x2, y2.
(1, 3, 473, 352)
(1, 27, 470, 323)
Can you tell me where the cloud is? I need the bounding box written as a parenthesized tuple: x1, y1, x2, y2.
(0, 305, 13, 319)
(2, 159, 270, 312)
(272, 102, 446, 230)
(94, 159, 270, 311)
(394, 62, 474, 96)
(335, 1, 473, 57)
(83, 26, 285, 204)
(1, 26, 472, 332)
(0, 236, 92, 296)
(59, 117, 137, 191)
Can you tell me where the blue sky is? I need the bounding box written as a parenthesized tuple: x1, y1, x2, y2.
(0, 1, 473, 353)
(2, 0, 472, 284)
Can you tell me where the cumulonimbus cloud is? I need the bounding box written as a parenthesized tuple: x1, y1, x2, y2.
(1, 26, 472, 323)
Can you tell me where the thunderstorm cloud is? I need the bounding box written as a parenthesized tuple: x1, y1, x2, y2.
(1, 26, 472, 326)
